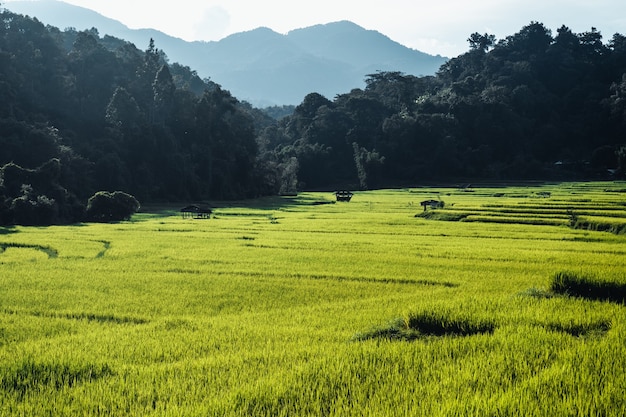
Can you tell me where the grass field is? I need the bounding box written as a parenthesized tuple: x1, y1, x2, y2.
(1, 182, 625, 416)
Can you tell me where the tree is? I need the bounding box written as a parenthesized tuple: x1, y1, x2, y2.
(152, 64, 176, 125)
(468, 33, 496, 52)
(286, 92, 333, 137)
(9, 184, 58, 226)
(85, 191, 139, 222)
(0, 158, 83, 225)
(132, 38, 166, 116)
(278, 157, 299, 196)
(105, 87, 143, 132)
(0, 9, 266, 208)
(67, 30, 118, 124)
(4, 10, 626, 200)
(193, 87, 258, 199)
(578, 27, 606, 63)
(501, 22, 553, 56)
(617, 145, 626, 178)
(609, 73, 626, 122)
(352, 142, 384, 190)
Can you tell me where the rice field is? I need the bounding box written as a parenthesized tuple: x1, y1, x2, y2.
(1, 182, 625, 416)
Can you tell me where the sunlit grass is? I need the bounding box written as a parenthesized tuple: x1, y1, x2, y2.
(0, 182, 625, 415)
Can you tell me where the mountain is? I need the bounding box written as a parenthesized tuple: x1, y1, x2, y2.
(287, 21, 444, 77)
(2, 0, 204, 68)
(4, 0, 448, 105)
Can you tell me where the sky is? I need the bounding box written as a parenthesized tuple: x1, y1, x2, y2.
(5, 0, 626, 57)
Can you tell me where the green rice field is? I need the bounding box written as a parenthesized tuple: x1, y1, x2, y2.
(1, 182, 625, 416)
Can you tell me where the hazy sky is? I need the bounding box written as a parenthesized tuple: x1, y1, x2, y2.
(5, 0, 626, 57)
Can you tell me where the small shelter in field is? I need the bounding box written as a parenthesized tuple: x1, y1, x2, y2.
(335, 190, 353, 202)
(180, 205, 212, 219)
(420, 199, 444, 211)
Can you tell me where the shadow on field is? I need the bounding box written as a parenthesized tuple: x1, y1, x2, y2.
(94, 240, 111, 258)
(3, 308, 148, 325)
(289, 273, 459, 287)
(0, 359, 114, 399)
(0, 242, 58, 258)
(544, 320, 611, 337)
(353, 311, 495, 342)
(212, 195, 339, 212)
(550, 271, 626, 305)
(139, 194, 340, 219)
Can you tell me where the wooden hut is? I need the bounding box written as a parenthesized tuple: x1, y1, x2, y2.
(420, 200, 444, 211)
(334, 191, 353, 202)
(180, 205, 212, 219)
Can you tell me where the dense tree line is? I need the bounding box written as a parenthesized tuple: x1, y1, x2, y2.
(260, 22, 626, 190)
(0, 9, 269, 225)
(1, 9, 626, 225)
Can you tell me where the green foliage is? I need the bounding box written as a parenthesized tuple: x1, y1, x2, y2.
(260, 104, 295, 120)
(278, 156, 298, 196)
(0, 10, 264, 214)
(0, 159, 84, 225)
(617, 145, 626, 177)
(264, 22, 626, 187)
(468, 32, 496, 52)
(85, 191, 139, 222)
(4, 8, 626, 208)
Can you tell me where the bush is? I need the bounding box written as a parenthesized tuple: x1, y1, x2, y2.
(8, 185, 59, 226)
(85, 191, 140, 223)
(0, 159, 84, 226)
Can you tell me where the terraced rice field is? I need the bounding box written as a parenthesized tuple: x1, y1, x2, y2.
(0, 182, 625, 416)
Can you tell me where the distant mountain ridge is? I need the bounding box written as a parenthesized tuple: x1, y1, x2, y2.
(4, 0, 448, 105)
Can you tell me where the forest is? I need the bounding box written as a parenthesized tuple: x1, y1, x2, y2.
(1, 6, 626, 225)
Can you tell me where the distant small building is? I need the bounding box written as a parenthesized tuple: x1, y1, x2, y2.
(420, 200, 444, 211)
(334, 190, 353, 202)
(180, 205, 212, 219)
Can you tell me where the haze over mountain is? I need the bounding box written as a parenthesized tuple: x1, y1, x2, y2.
(4, 0, 448, 105)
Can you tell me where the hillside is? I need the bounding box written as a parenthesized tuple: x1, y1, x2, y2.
(4, 4, 624, 228)
(287, 21, 444, 76)
(4, 0, 448, 105)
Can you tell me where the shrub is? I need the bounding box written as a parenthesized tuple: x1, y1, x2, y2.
(0, 159, 84, 225)
(9, 185, 59, 226)
(85, 191, 140, 223)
